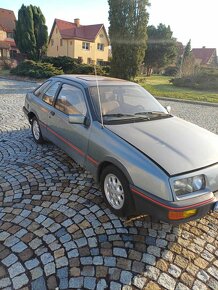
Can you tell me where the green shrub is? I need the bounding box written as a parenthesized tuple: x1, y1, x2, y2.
(3, 60, 12, 70)
(11, 60, 63, 79)
(73, 64, 100, 74)
(171, 67, 218, 91)
(13, 57, 112, 78)
(74, 64, 94, 74)
(42, 56, 110, 76)
(42, 56, 79, 73)
(163, 66, 178, 76)
(102, 65, 111, 75)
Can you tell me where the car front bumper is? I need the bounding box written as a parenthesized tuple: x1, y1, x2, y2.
(131, 185, 218, 224)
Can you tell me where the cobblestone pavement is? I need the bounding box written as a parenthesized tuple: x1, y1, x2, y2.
(0, 78, 218, 290)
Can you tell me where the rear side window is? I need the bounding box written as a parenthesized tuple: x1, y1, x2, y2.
(34, 81, 51, 97)
(42, 82, 61, 105)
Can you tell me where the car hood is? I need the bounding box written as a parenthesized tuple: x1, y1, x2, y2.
(105, 116, 218, 175)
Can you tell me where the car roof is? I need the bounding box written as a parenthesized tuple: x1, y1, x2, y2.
(53, 74, 135, 87)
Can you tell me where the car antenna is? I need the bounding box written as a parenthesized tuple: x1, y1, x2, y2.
(94, 66, 104, 128)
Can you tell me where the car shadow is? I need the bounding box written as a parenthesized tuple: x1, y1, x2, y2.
(0, 127, 217, 289)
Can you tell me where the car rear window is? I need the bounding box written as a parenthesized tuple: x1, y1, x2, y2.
(34, 81, 51, 97)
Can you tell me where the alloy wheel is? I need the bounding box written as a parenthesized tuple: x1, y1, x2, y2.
(104, 173, 125, 210)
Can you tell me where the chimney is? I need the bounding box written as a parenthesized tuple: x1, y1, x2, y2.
(74, 18, 80, 27)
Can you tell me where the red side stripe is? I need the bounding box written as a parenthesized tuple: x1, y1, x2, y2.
(39, 120, 98, 165)
(131, 187, 214, 211)
(87, 155, 98, 166)
(39, 121, 46, 128)
(46, 126, 85, 156)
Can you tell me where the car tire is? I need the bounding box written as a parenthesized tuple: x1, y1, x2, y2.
(31, 117, 45, 144)
(100, 165, 134, 217)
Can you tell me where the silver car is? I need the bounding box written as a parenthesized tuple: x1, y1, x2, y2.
(23, 75, 218, 223)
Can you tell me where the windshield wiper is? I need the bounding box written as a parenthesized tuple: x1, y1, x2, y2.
(134, 111, 168, 116)
(103, 113, 135, 118)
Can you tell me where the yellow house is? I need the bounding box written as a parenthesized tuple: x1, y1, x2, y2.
(47, 18, 109, 65)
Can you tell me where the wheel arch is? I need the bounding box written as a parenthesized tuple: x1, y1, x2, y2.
(27, 111, 36, 124)
(97, 158, 136, 216)
(97, 157, 133, 185)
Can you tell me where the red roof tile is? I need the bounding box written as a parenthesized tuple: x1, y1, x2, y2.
(192, 48, 217, 65)
(54, 19, 105, 42)
(0, 8, 16, 32)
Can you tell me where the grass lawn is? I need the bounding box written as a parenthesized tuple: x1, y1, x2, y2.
(138, 75, 218, 103)
(0, 69, 10, 77)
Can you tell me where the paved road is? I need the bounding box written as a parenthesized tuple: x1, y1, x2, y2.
(0, 78, 218, 290)
(159, 98, 218, 135)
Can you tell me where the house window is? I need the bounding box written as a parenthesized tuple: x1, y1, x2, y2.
(60, 39, 63, 46)
(82, 42, 90, 50)
(56, 28, 58, 34)
(51, 39, 54, 46)
(70, 41, 72, 45)
(78, 57, 83, 63)
(97, 59, 103, 65)
(7, 32, 14, 38)
(99, 34, 104, 38)
(97, 43, 104, 51)
(87, 58, 92, 64)
(10, 50, 17, 58)
(57, 46, 58, 51)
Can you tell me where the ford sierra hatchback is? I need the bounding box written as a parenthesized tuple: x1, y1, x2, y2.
(23, 75, 218, 223)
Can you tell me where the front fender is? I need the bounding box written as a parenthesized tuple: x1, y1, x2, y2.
(97, 156, 134, 184)
(88, 122, 173, 201)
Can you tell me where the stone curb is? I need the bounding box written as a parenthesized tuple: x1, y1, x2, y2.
(156, 96, 218, 108)
(0, 76, 40, 84)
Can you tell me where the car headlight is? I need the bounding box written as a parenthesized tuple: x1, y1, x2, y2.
(174, 175, 205, 197)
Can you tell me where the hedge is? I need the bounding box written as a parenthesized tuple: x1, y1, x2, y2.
(11, 57, 111, 79)
(42, 56, 79, 73)
(42, 56, 110, 75)
(11, 60, 63, 79)
(171, 68, 218, 91)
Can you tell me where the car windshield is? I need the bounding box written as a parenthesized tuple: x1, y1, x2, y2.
(89, 84, 168, 122)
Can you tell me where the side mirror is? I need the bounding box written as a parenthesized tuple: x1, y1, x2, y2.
(165, 106, 171, 114)
(68, 114, 86, 124)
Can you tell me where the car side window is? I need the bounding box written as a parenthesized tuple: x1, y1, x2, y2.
(34, 81, 51, 98)
(55, 84, 87, 116)
(42, 82, 61, 105)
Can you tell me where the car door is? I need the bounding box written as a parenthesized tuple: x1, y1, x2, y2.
(36, 81, 61, 134)
(46, 82, 91, 166)
(26, 80, 51, 135)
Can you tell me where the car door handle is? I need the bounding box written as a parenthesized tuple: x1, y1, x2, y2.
(49, 111, 55, 116)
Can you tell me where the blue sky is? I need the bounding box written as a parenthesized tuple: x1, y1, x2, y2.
(1, 0, 218, 51)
